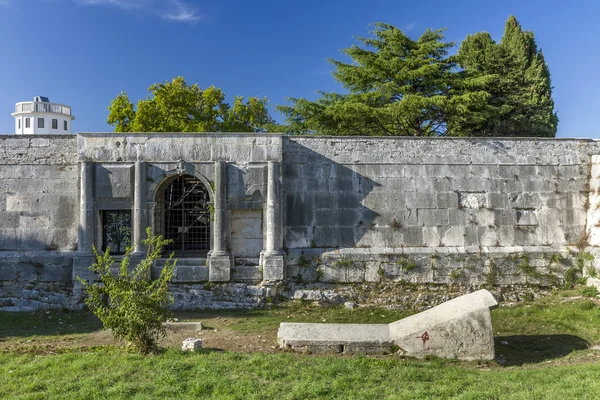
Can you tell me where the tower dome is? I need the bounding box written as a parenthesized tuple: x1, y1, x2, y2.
(12, 96, 75, 135)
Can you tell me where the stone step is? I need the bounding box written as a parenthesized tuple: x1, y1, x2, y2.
(155, 258, 207, 267)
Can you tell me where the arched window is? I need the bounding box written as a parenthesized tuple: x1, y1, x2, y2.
(158, 175, 211, 256)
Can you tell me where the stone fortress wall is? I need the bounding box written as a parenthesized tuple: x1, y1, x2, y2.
(1, 133, 600, 310)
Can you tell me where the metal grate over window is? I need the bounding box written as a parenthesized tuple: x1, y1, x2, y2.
(102, 210, 132, 255)
(162, 175, 211, 256)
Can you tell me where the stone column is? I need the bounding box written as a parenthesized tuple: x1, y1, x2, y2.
(78, 161, 94, 255)
(208, 160, 231, 281)
(147, 202, 157, 237)
(261, 161, 285, 281)
(133, 160, 147, 255)
(73, 161, 96, 298)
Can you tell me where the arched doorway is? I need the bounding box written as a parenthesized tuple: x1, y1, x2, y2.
(158, 174, 211, 256)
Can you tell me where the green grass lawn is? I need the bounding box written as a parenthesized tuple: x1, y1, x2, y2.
(1, 289, 600, 399)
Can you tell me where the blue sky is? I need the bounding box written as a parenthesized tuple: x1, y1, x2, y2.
(0, 0, 597, 138)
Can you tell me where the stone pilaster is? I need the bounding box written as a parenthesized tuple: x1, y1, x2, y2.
(261, 161, 285, 281)
(73, 161, 96, 298)
(133, 160, 147, 255)
(208, 160, 231, 281)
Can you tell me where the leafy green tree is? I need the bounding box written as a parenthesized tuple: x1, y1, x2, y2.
(107, 76, 276, 132)
(457, 16, 558, 137)
(278, 23, 496, 136)
(77, 228, 176, 353)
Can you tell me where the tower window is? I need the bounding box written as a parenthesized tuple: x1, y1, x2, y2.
(38, 118, 44, 128)
(64, 121, 68, 131)
(52, 119, 58, 129)
(25, 118, 30, 128)
(18, 119, 21, 129)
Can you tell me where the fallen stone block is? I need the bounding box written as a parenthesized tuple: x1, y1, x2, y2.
(182, 338, 203, 352)
(389, 289, 497, 360)
(277, 289, 498, 360)
(164, 321, 203, 332)
(278, 323, 392, 355)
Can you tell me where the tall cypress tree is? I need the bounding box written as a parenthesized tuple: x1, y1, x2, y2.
(457, 16, 558, 137)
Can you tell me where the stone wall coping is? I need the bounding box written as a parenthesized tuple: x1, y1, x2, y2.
(0, 134, 76, 138)
(1, 133, 598, 144)
(317, 246, 578, 257)
(285, 136, 599, 142)
(77, 132, 284, 138)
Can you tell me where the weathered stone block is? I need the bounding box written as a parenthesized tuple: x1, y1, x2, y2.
(436, 192, 459, 208)
(405, 192, 437, 209)
(0, 264, 17, 281)
(208, 254, 231, 282)
(261, 253, 285, 281)
(182, 338, 203, 352)
(458, 192, 487, 209)
(278, 290, 497, 360)
(176, 266, 209, 282)
(39, 265, 64, 282)
(417, 209, 449, 226)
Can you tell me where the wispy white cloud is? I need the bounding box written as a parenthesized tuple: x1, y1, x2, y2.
(70, 0, 201, 23)
(0, 0, 10, 7)
(73, 0, 146, 9)
(162, 0, 201, 23)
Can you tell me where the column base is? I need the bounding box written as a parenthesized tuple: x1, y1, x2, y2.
(72, 254, 96, 308)
(208, 252, 231, 282)
(73, 255, 97, 285)
(260, 251, 286, 281)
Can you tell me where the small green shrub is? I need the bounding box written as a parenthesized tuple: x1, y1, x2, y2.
(586, 265, 598, 278)
(518, 255, 537, 276)
(315, 267, 324, 281)
(563, 267, 579, 288)
(581, 285, 599, 297)
(397, 256, 417, 271)
(449, 269, 462, 281)
(579, 300, 595, 311)
(335, 258, 354, 268)
(297, 255, 311, 268)
(485, 260, 496, 288)
(522, 292, 535, 302)
(77, 228, 176, 354)
(576, 251, 594, 271)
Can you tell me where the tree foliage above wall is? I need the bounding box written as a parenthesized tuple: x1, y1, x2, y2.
(107, 76, 278, 133)
(278, 16, 557, 137)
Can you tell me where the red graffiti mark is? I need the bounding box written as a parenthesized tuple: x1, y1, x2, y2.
(417, 331, 430, 345)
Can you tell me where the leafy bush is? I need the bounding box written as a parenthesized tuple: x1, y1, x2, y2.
(78, 228, 176, 353)
(581, 285, 599, 298)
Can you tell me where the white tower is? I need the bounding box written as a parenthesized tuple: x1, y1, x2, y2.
(12, 96, 75, 135)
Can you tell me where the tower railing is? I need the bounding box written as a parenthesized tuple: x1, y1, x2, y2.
(15, 102, 72, 116)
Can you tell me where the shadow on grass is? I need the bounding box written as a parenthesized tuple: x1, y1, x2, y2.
(495, 335, 590, 366)
(0, 310, 102, 339)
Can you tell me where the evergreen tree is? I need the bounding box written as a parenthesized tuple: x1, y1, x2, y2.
(278, 23, 495, 136)
(457, 16, 558, 136)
